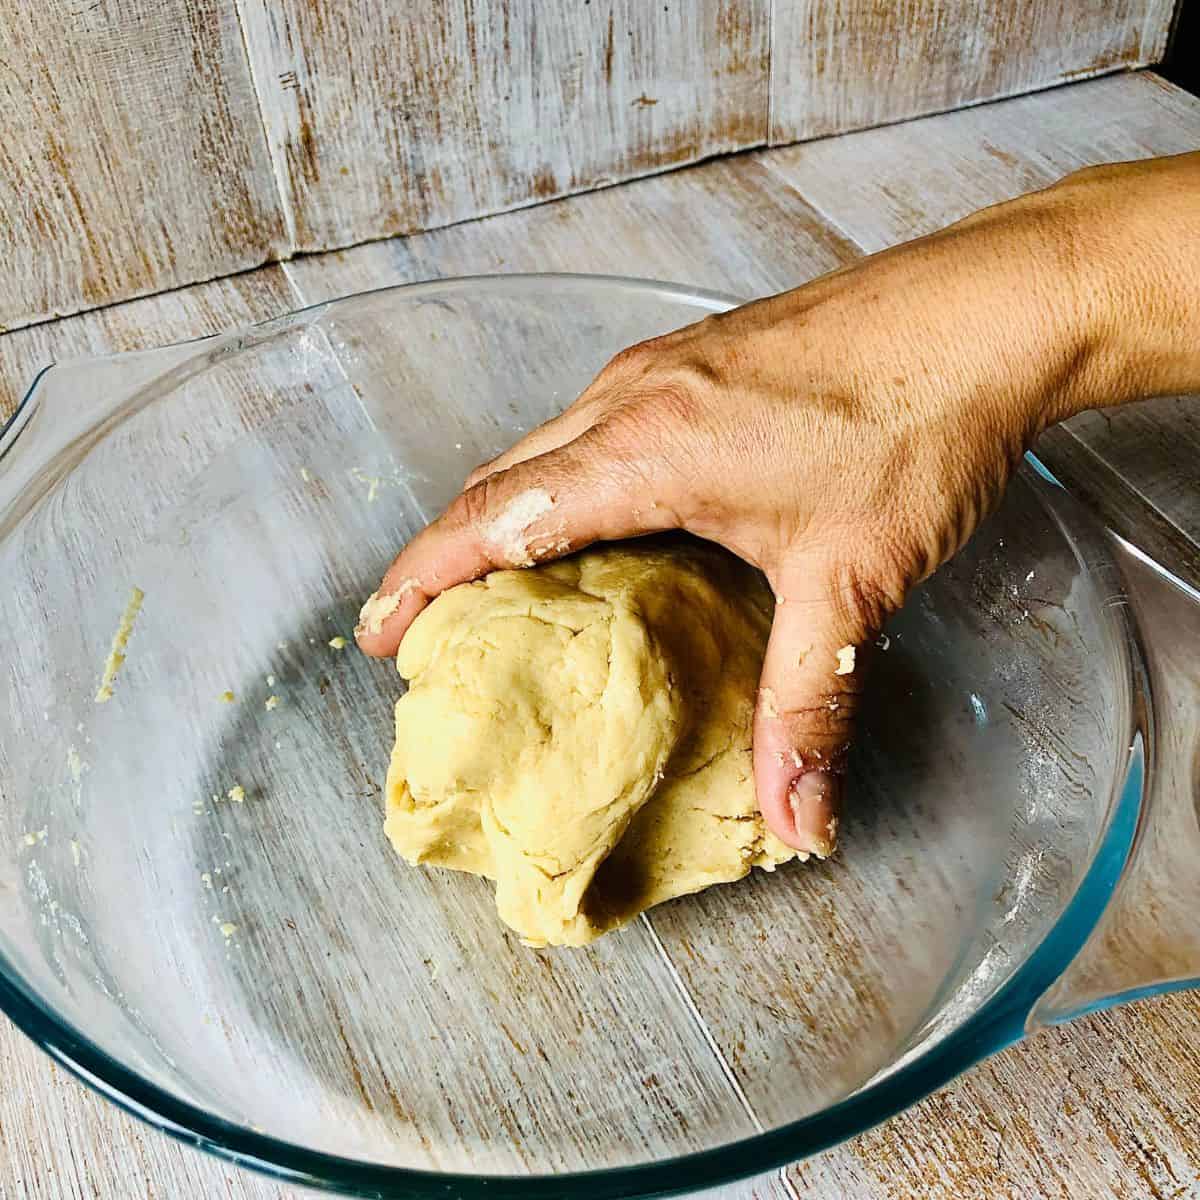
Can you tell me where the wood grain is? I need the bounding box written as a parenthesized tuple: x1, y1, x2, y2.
(0, 998, 791, 1199)
(1, 0, 1183, 328)
(0, 0, 288, 333)
(768, 0, 1177, 143)
(2, 67, 1199, 1200)
(235, 0, 770, 252)
(1035, 541, 1200, 1022)
(794, 997, 1200, 1200)
(0, 1026, 300, 1200)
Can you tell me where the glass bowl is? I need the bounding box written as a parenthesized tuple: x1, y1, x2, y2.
(1, 275, 1197, 1197)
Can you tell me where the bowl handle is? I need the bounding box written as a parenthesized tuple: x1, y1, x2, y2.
(0, 313, 318, 536)
(0, 344, 214, 537)
(1030, 534, 1200, 1025)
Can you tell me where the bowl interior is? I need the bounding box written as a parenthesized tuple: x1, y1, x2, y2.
(0, 278, 1131, 1178)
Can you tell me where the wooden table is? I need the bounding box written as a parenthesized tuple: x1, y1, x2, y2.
(1, 70, 1197, 1200)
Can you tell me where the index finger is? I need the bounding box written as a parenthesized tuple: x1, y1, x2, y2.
(355, 435, 673, 657)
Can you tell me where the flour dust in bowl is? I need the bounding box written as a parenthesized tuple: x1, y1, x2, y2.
(0, 275, 1193, 1197)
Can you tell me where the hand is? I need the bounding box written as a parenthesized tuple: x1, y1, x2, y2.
(357, 154, 1200, 856)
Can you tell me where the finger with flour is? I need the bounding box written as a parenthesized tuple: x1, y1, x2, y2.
(356, 432, 676, 657)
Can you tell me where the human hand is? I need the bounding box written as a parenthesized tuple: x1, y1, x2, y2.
(357, 154, 1200, 856)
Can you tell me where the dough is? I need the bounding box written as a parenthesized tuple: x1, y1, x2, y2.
(383, 536, 800, 947)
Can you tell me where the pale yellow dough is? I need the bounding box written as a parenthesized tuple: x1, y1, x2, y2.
(383, 537, 799, 946)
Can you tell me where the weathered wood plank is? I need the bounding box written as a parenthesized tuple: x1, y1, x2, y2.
(769, 0, 1176, 143)
(794, 996, 1200, 1200)
(760, 73, 1200, 251)
(235, 0, 770, 252)
(281, 153, 857, 301)
(1, 0, 1181, 333)
(0, 0, 288, 333)
(0, 989, 793, 1198)
(759, 70, 1200, 569)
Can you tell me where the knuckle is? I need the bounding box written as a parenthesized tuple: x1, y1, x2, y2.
(463, 461, 493, 490)
(589, 404, 689, 492)
(786, 704, 855, 769)
(603, 339, 658, 380)
(826, 558, 904, 643)
(457, 473, 505, 532)
(647, 375, 704, 428)
(604, 370, 706, 438)
(570, 422, 652, 492)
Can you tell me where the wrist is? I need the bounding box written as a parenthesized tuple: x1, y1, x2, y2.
(1037, 153, 1200, 420)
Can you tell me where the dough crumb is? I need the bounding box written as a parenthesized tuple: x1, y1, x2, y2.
(834, 645, 856, 675)
(357, 579, 420, 636)
(201, 871, 213, 889)
(227, 785, 246, 804)
(95, 586, 145, 703)
(758, 687, 780, 720)
(328, 635, 348, 650)
(264, 695, 281, 711)
(219, 690, 236, 703)
(219, 921, 238, 938)
(350, 467, 384, 503)
(483, 487, 555, 566)
(266, 674, 276, 687)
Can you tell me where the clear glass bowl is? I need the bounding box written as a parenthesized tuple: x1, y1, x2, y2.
(1, 275, 1197, 1197)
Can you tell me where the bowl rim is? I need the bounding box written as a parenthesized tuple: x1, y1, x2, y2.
(0, 272, 1150, 1198)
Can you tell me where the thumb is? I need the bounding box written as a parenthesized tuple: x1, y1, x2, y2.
(753, 561, 872, 858)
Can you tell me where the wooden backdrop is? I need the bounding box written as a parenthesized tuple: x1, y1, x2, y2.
(0, 0, 1178, 332)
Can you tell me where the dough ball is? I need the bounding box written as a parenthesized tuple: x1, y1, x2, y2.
(383, 536, 800, 946)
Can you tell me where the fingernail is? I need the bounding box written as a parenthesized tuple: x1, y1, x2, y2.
(787, 771, 840, 858)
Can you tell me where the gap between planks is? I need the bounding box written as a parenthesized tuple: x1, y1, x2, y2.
(233, 0, 300, 253)
(639, 913, 768, 1133)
